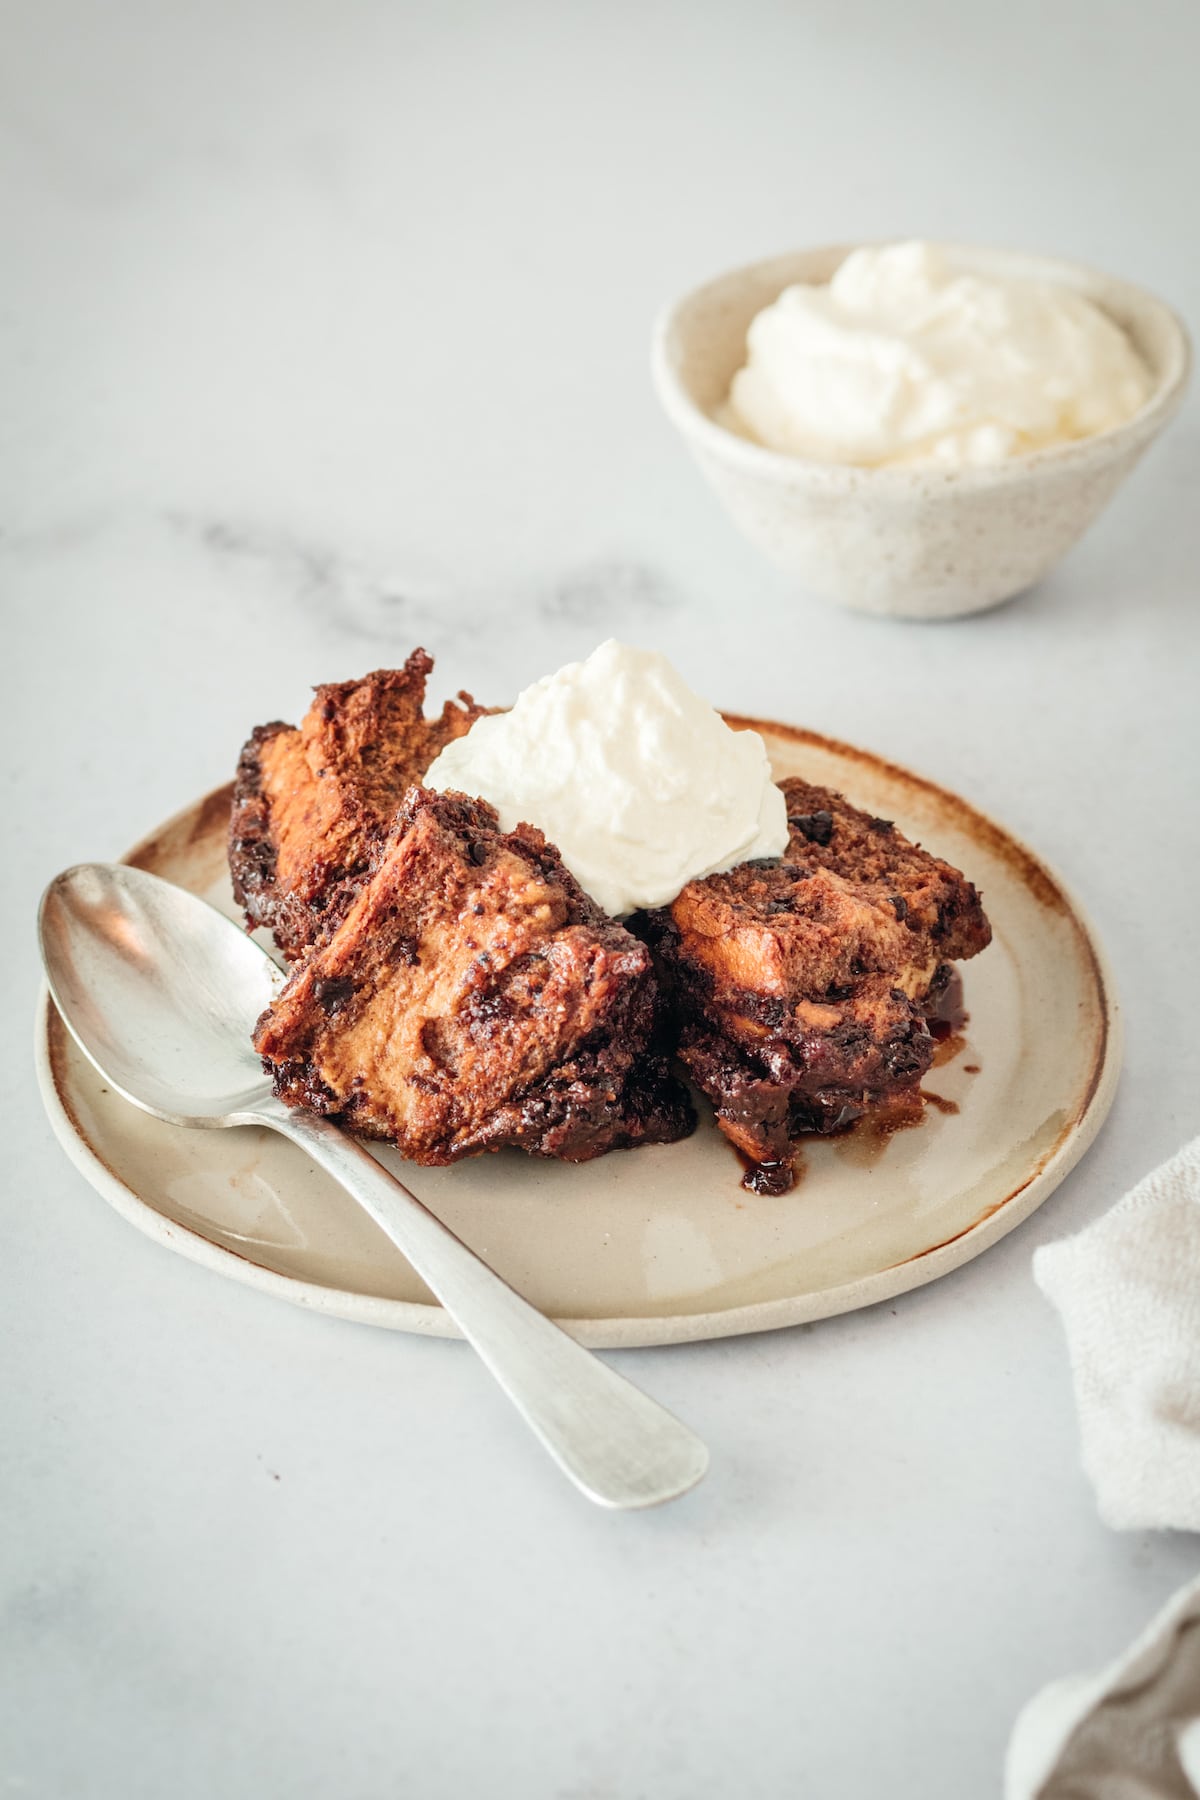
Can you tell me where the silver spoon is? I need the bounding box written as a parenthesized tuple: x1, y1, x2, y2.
(39, 863, 708, 1510)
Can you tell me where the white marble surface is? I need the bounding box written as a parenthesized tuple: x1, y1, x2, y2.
(4, 3, 1199, 1795)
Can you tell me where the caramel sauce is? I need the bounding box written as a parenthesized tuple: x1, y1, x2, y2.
(920, 1089, 960, 1116)
(924, 971, 971, 1073)
(828, 1090, 927, 1167)
(925, 967, 968, 1040)
(930, 1029, 968, 1068)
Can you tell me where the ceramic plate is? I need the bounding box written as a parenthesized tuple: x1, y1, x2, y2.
(36, 721, 1120, 1347)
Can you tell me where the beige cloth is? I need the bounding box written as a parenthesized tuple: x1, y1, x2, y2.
(1006, 1137, 1200, 1797)
(1006, 1574, 1200, 1800)
(1034, 1135, 1200, 1532)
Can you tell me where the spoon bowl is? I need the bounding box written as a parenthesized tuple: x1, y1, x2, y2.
(39, 863, 280, 1125)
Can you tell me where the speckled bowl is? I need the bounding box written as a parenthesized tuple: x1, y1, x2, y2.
(653, 243, 1191, 620)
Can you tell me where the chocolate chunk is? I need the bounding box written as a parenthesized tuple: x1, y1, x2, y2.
(868, 816, 894, 835)
(788, 810, 834, 846)
(313, 975, 355, 1016)
(889, 894, 908, 922)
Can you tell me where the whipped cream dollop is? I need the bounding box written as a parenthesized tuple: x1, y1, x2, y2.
(424, 640, 788, 917)
(724, 241, 1152, 468)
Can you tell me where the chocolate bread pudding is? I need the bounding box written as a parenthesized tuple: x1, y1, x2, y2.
(253, 787, 694, 1164)
(646, 777, 991, 1191)
(229, 650, 485, 962)
(229, 645, 988, 1186)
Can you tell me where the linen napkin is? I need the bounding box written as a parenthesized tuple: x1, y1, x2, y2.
(1033, 1134, 1200, 1532)
(1006, 1572, 1200, 1800)
(1005, 1136, 1200, 1798)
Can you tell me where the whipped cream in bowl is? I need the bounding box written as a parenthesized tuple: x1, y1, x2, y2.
(653, 240, 1190, 618)
(424, 640, 788, 918)
(722, 241, 1152, 469)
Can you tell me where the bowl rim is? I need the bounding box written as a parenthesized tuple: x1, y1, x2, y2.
(652, 239, 1193, 491)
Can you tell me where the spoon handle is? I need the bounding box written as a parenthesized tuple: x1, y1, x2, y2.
(264, 1105, 708, 1510)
